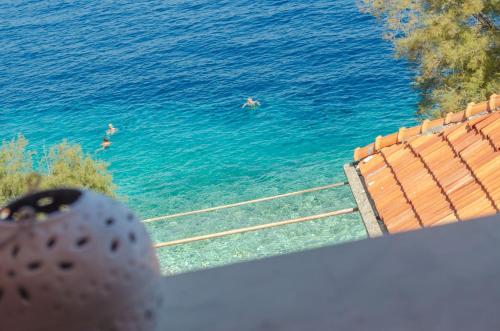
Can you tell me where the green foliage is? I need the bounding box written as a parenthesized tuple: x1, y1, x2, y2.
(0, 135, 115, 206)
(0, 135, 34, 204)
(41, 140, 115, 195)
(360, 0, 499, 117)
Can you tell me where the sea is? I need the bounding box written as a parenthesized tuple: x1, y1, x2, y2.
(0, 0, 418, 273)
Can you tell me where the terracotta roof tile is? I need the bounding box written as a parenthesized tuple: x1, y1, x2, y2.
(447, 111, 466, 123)
(382, 146, 456, 227)
(443, 122, 468, 140)
(401, 125, 422, 140)
(460, 139, 496, 172)
(449, 129, 483, 154)
(481, 117, 500, 135)
(489, 132, 500, 150)
(354, 94, 499, 234)
(426, 118, 445, 131)
(492, 186, 500, 202)
(466, 115, 487, 128)
(410, 135, 441, 154)
(358, 154, 386, 177)
(481, 120, 500, 150)
(473, 112, 500, 131)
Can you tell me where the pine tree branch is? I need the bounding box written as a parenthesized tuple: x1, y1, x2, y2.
(473, 13, 499, 32)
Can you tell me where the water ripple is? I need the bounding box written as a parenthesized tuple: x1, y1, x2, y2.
(0, 0, 418, 273)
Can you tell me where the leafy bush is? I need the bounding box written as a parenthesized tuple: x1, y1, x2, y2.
(0, 135, 33, 204)
(0, 135, 115, 205)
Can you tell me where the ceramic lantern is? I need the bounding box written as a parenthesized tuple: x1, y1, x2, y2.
(0, 188, 163, 331)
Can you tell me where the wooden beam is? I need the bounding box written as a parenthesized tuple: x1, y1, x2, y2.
(343, 163, 383, 238)
(155, 208, 357, 248)
(143, 182, 348, 223)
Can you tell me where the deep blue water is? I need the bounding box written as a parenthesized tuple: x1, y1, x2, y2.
(0, 0, 417, 273)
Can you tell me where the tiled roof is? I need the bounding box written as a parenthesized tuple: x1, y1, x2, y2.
(354, 94, 500, 234)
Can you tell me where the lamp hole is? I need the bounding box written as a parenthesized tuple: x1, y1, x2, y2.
(37, 197, 53, 207)
(128, 232, 136, 243)
(110, 239, 120, 252)
(11, 244, 20, 258)
(58, 261, 74, 271)
(27, 261, 42, 271)
(47, 236, 57, 249)
(0, 208, 10, 220)
(76, 237, 89, 248)
(36, 212, 48, 221)
(59, 204, 71, 212)
(18, 286, 30, 302)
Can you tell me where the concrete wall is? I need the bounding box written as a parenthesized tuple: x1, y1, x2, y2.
(158, 214, 500, 330)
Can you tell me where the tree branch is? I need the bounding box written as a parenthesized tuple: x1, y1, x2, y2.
(473, 13, 499, 31)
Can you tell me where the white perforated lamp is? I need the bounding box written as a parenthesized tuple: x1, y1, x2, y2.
(0, 188, 163, 331)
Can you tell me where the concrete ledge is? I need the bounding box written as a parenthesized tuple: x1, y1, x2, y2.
(344, 163, 383, 237)
(160, 214, 500, 330)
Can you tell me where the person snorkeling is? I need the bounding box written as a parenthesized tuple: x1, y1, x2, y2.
(241, 97, 261, 109)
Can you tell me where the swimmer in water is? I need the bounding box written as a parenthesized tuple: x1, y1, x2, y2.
(106, 123, 118, 135)
(101, 137, 111, 149)
(241, 97, 261, 109)
(95, 137, 111, 153)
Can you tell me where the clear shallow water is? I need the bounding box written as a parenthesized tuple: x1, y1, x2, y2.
(0, 0, 417, 273)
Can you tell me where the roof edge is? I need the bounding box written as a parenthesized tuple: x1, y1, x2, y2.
(354, 93, 500, 162)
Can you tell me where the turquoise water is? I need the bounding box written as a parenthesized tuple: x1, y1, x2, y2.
(0, 0, 417, 273)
